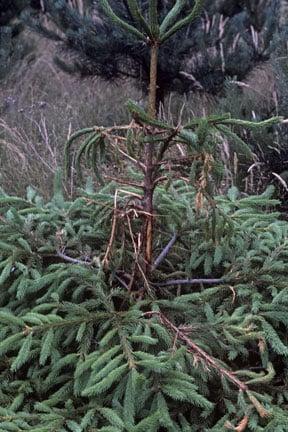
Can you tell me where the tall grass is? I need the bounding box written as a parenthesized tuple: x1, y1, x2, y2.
(0, 39, 140, 198)
(0, 37, 282, 198)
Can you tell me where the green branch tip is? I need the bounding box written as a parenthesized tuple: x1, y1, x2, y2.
(149, 0, 160, 38)
(126, 0, 153, 37)
(160, 0, 204, 43)
(160, 0, 186, 35)
(99, 0, 147, 41)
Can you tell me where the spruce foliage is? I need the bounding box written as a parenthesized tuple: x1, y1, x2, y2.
(1, 1, 288, 430)
(2, 176, 288, 430)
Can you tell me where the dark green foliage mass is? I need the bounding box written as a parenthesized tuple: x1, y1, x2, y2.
(0, 0, 27, 26)
(0, 95, 286, 430)
(23, 0, 282, 103)
(0, 0, 40, 80)
(1, 177, 288, 430)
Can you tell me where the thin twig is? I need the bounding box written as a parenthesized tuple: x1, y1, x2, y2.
(56, 251, 92, 266)
(157, 127, 180, 162)
(126, 213, 138, 255)
(103, 120, 137, 133)
(126, 214, 151, 294)
(144, 311, 247, 391)
(154, 174, 191, 186)
(155, 278, 225, 287)
(102, 189, 118, 269)
(109, 139, 146, 170)
(117, 189, 143, 199)
(153, 175, 168, 186)
(115, 274, 130, 290)
(156, 154, 201, 166)
(103, 175, 144, 189)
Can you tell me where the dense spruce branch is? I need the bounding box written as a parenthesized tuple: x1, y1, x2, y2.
(1, 176, 288, 428)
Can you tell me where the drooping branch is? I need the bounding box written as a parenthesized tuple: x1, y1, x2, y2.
(144, 311, 248, 392)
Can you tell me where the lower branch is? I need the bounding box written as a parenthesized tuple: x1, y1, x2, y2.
(155, 278, 225, 287)
(145, 311, 247, 392)
(56, 251, 92, 266)
(152, 232, 178, 270)
(103, 175, 144, 189)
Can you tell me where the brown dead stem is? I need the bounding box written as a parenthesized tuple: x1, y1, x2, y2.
(144, 311, 248, 392)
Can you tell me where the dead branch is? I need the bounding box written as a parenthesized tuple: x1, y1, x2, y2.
(144, 311, 247, 392)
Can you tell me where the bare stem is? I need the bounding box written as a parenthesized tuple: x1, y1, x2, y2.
(148, 42, 159, 118)
(56, 251, 92, 266)
(142, 42, 159, 270)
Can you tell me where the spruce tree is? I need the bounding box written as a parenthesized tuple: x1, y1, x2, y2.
(1, 1, 288, 431)
(23, 0, 281, 105)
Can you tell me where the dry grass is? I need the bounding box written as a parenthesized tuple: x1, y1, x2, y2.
(0, 37, 140, 198)
(0, 34, 220, 199)
(0, 35, 281, 199)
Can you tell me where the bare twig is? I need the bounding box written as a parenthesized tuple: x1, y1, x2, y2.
(272, 172, 288, 191)
(144, 311, 247, 391)
(103, 175, 144, 189)
(157, 127, 180, 162)
(56, 251, 92, 266)
(102, 189, 119, 269)
(114, 144, 146, 170)
(115, 274, 130, 290)
(126, 214, 151, 294)
(155, 278, 225, 287)
(152, 232, 178, 271)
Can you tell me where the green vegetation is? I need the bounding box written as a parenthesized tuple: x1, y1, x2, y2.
(1, 1, 288, 431)
(1, 177, 288, 430)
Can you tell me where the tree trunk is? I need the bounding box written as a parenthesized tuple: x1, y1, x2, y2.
(142, 42, 158, 269)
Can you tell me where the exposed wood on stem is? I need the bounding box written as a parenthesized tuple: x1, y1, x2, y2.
(142, 41, 159, 270)
(148, 42, 158, 119)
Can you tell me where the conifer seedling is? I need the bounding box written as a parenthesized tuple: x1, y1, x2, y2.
(65, 0, 280, 275)
(2, 1, 287, 430)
